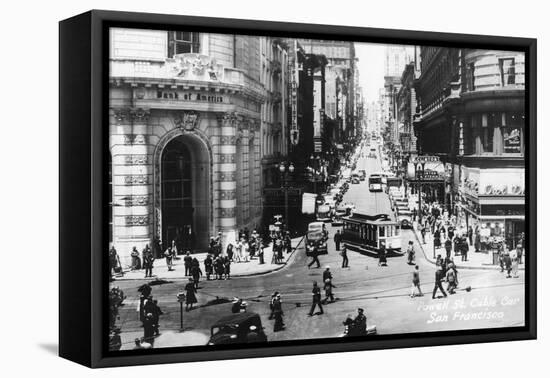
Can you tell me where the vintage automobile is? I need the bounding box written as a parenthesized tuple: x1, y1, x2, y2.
(207, 312, 267, 345)
(316, 204, 332, 222)
(306, 222, 328, 256)
(332, 206, 347, 226)
(397, 209, 413, 229)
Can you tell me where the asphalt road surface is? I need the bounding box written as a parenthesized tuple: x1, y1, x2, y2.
(112, 147, 525, 350)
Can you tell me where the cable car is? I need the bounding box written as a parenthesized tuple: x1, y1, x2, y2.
(342, 212, 402, 256)
(368, 174, 384, 192)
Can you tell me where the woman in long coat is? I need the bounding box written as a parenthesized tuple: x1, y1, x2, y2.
(184, 278, 197, 311)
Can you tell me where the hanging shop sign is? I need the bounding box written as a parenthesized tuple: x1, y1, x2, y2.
(503, 128, 521, 153)
(302, 192, 316, 215)
(289, 40, 299, 146)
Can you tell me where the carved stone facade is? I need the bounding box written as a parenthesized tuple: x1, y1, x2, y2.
(109, 29, 267, 265)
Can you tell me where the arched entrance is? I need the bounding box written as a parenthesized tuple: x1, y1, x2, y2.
(159, 133, 211, 253)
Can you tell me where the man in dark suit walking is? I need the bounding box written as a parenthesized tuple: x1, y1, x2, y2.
(341, 245, 349, 268)
(143, 250, 154, 278)
(334, 230, 342, 251)
(308, 282, 324, 316)
(432, 266, 448, 299)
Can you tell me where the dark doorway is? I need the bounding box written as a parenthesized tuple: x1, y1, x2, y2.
(162, 138, 194, 254)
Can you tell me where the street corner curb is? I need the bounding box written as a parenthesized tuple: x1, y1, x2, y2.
(112, 236, 306, 281)
(233, 235, 305, 278)
(411, 225, 525, 271)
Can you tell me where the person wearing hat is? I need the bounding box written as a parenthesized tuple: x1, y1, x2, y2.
(257, 238, 265, 265)
(273, 293, 285, 332)
(109, 327, 122, 351)
(432, 265, 448, 299)
(322, 266, 333, 284)
(410, 265, 423, 298)
(323, 278, 336, 304)
(307, 245, 321, 269)
(184, 278, 198, 311)
(446, 264, 457, 295)
(341, 245, 349, 268)
(406, 241, 415, 265)
(378, 242, 387, 266)
(351, 308, 367, 336)
(190, 258, 203, 288)
(183, 251, 193, 276)
(342, 314, 354, 335)
(143, 313, 156, 345)
(268, 291, 279, 319)
(204, 253, 213, 280)
(308, 281, 324, 316)
(214, 255, 225, 280)
(334, 229, 342, 251)
(231, 297, 247, 313)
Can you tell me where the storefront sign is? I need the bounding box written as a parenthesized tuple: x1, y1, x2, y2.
(302, 193, 316, 215)
(289, 40, 299, 146)
(314, 137, 322, 153)
(503, 128, 521, 153)
(479, 169, 525, 196)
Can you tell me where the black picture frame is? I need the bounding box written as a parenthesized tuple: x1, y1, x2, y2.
(59, 9, 537, 368)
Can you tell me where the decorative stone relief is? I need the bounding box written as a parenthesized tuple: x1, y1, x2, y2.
(220, 136, 236, 145)
(125, 215, 150, 226)
(124, 175, 149, 185)
(174, 111, 200, 131)
(124, 195, 150, 206)
(219, 172, 236, 181)
(112, 108, 131, 124)
(170, 53, 224, 81)
(220, 208, 236, 218)
(123, 134, 147, 145)
(130, 108, 150, 123)
(219, 190, 236, 200)
(124, 155, 149, 165)
(219, 154, 236, 163)
(218, 112, 238, 128)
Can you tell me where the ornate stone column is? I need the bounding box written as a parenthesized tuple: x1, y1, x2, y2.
(251, 119, 262, 222)
(216, 112, 238, 245)
(110, 107, 152, 265)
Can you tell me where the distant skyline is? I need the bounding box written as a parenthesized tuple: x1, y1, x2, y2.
(355, 43, 415, 103)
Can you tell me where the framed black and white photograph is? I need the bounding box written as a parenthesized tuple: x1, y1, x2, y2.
(59, 9, 536, 368)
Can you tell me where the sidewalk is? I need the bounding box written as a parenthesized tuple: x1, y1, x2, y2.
(410, 222, 525, 271)
(112, 236, 305, 281)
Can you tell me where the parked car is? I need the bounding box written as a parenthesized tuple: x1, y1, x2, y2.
(397, 209, 413, 229)
(208, 313, 267, 345)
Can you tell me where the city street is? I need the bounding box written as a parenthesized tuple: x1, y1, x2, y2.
(112, 148, 525, 350)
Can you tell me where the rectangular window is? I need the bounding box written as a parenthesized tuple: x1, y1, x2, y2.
(168, 31, 200, 57)
(466, 63, 475, 91)
(499, 58, 516, 86)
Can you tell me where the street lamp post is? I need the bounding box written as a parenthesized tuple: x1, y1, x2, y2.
(279, 162, 295, 230)
(177, 291, 186, 332)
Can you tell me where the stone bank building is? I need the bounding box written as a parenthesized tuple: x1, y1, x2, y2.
(109, 28, 283, 262)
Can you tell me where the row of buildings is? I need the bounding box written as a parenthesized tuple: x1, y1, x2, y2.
(381, 45, 525, 249)
(108, 28, 363, 261)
